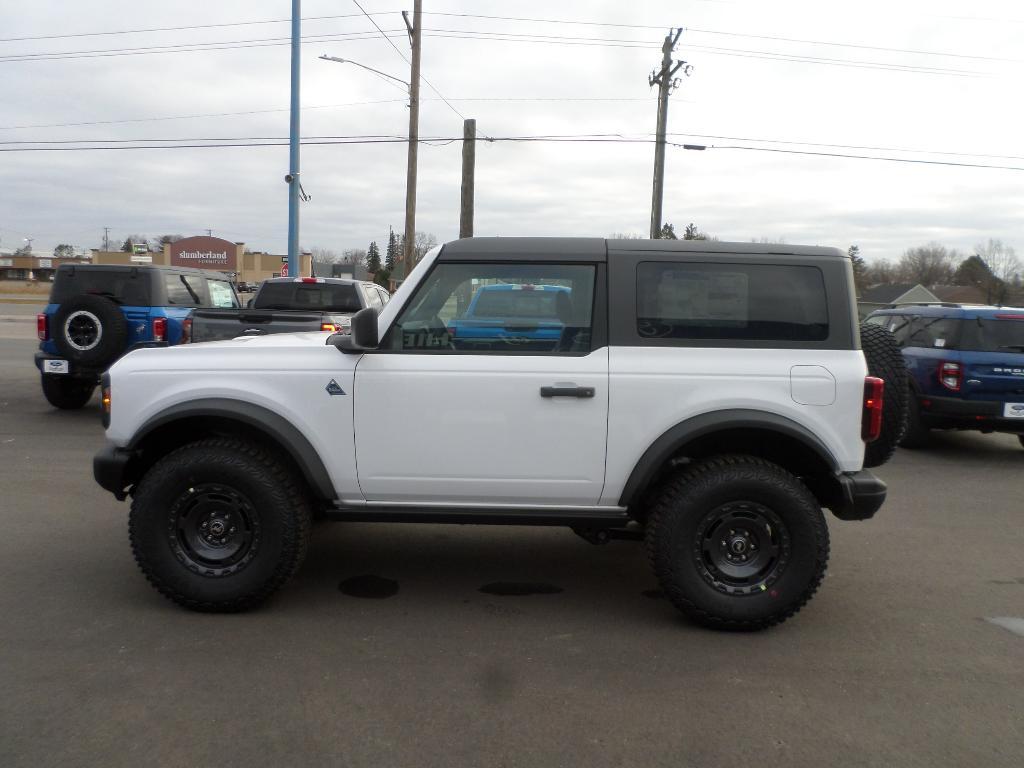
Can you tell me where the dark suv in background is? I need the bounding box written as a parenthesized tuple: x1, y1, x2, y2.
(865, 304, 1024, 448)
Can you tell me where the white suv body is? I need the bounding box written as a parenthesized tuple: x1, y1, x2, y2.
(95, 238, 890, 629)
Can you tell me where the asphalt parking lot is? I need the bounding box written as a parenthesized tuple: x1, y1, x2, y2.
(1, 318, 1022, 767)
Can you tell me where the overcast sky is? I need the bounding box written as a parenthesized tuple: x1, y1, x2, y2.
(1, 0, 1021, 263)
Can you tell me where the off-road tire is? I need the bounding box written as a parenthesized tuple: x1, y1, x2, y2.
(645, 455, 830, 631)
(51, 294, 128, 368)
(40, 374, 95, 409)
(860, 323, 908, 467)
(129, 438, 312, 612)
(898, 388, 931, 449)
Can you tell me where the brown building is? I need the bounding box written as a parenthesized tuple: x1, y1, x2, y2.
(90, 236, 312, 286)
(0, 254, 90, 281)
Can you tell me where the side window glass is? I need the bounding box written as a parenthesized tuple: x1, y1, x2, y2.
(363, 285, 383, 310)
(376, 287, 390, 305)
(636, 262, 828, 342)
(888, 315, 913, 347)
(164, 274, 201, 306)
(207, 279, 239, 308)
(904, 317, 960, 350)
(388, 262, 596, 354)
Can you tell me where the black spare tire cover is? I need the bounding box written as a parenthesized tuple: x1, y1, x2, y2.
(51, 294, 129, 368)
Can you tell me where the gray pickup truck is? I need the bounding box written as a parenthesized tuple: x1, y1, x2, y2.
(188, 277, 389, 343)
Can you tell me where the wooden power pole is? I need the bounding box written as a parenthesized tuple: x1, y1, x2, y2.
(402, 0, 423, 277)
(460, 118, 476, 238)
(649, 28, 685, 239)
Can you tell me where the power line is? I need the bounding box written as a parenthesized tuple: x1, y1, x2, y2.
(422, 12, 1018, 63)
(0, 98, 653, 131)
(2, 134, 1023, 171)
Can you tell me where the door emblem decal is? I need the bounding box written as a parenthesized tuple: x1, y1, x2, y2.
(325, 379, 346, 396)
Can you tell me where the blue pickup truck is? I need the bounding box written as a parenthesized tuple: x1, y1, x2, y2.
(865, 304, 1024, 448)
(35, 263, 239, 409)
(447, 283, 585, 352)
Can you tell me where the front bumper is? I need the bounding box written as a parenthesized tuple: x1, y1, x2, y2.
(830, 470, 887, 521)
(93, 442, 137, 501)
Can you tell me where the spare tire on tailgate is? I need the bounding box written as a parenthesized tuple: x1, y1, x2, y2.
(860, 322, 908, 468)
(52, 294, 128, 369)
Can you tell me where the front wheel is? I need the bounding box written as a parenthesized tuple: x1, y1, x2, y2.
(41, 374, 96, 409)
(645, 455, 829, 631)
(129, 438, 312, 612)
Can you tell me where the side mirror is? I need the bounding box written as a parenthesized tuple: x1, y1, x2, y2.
(332, 306, 379, 353)
(246, 298, 254, 309)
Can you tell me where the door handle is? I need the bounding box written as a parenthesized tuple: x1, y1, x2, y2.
(540, 384, 595, 398)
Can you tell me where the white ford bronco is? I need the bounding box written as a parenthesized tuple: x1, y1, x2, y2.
(94, 238, 904, 630)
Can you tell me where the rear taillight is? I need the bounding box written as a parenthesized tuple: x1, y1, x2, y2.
(939, 361, 961, 391)
(321, 323, 337, 332)
(180, 317, 192, 344)
(37, 313, 48, 341)
(152, 317, 167, 342)
(862, 376, 885, 442)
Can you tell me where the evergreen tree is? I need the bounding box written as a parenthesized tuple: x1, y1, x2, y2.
(385, 229, 397, 270)
(848, 245, 867, 291)
(367, 241, 382, 273)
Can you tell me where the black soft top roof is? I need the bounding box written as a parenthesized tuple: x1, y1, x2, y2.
(439, 237, 845, 262)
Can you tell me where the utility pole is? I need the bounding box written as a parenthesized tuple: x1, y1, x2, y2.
(649, 28, 687, 239)
(460, 118, 476, 238)
(286, 0, 301, 276)
(103, 227, 110, 251)
(401, 0, 422, 278)
(206, 229, 212, 237)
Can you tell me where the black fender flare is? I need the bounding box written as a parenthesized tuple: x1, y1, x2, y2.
(617, 409, 840, 507)
(129, 398, 336, 500)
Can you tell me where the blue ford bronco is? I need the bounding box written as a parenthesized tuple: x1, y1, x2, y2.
(865, 304, 1024, 448)
(35, 263, 239, 409)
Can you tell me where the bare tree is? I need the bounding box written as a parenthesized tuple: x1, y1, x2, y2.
(864, 258, 899, 285)
(608, 232, 645, 239)
(976, 239, 1021, 303)
(308, 246, 340, 263)
(898, 243, 960, 286)
(341, 248, 367, 267)
(413, 232, 438, 261)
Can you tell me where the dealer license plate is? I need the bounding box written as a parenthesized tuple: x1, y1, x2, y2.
(43, 359, 69, 375)
(1004, 403, 1024, 418)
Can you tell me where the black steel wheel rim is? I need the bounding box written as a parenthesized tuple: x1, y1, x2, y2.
(168, 483, 260, 577)
(694, 501, 791, 596)
(66, 313, 100, 350)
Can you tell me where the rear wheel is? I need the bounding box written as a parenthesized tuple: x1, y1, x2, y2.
(40, 374, 95, 409)
(898, 390, 930, 449)
(129, 438, 312, 612)
(645, 455, 829, 631)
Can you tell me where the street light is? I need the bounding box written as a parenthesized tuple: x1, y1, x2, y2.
(320, 53, 419, 287)
(318, 55, 410, 93)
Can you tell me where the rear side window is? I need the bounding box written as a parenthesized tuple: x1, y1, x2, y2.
(961, 316, 1024, 352)
(636, 262, 828, 342)
(164, 274, 204, 307)
(206, 279, 239, 308)
(255, 282, 362, 312)
(903, 317, 961, 349)
(51, 269, 152, 306)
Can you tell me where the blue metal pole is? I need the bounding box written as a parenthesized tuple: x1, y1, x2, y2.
(286, 0, 301, 275)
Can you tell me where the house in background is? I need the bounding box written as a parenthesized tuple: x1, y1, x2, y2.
(857, 283, 940, 319)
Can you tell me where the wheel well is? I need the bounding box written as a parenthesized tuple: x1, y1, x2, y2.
(129, 416, 327, 500)
(626, 426, 836, 510)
